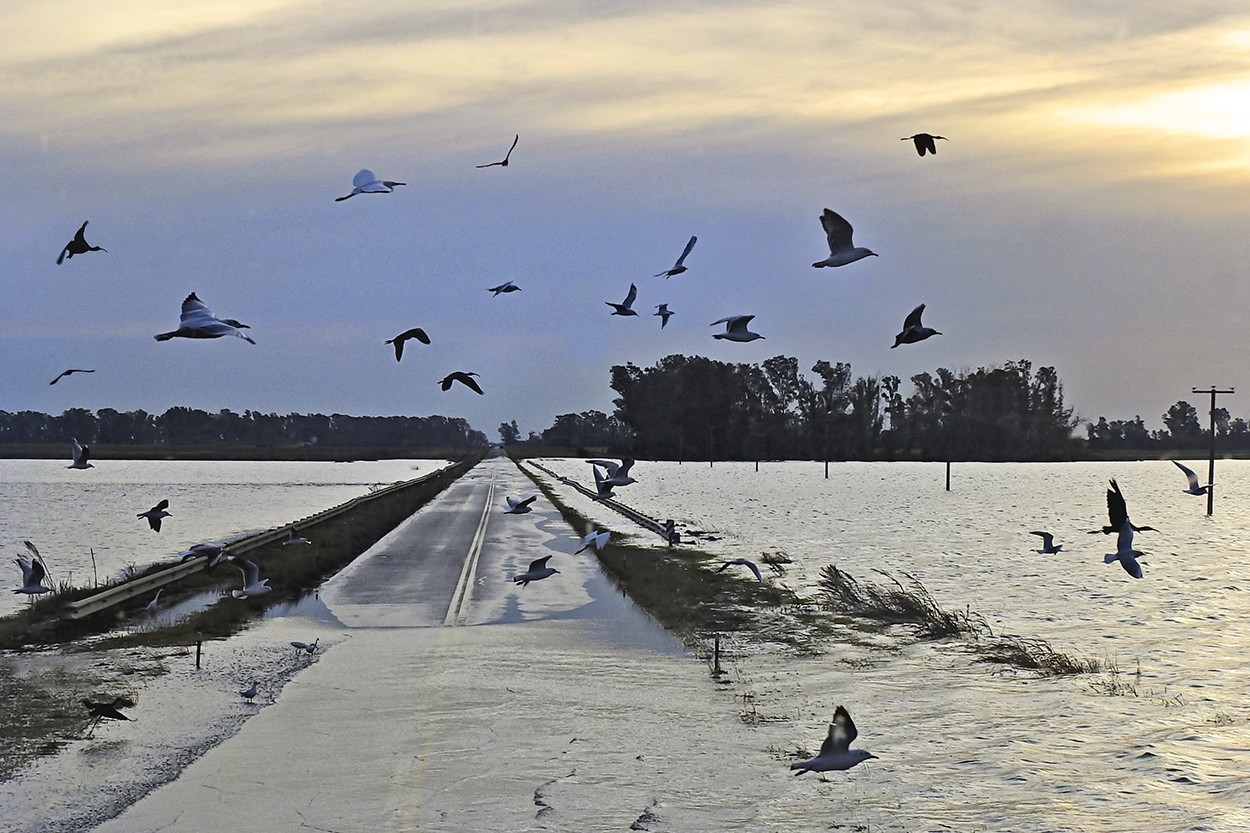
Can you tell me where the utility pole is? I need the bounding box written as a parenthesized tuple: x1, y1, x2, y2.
(1192, 386, 1234, 516)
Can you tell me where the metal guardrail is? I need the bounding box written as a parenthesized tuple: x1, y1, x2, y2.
(61, 462, 471, 620)
(525, 461, 674, 542)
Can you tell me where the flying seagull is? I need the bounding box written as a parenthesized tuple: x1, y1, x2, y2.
(144, 590, 162, 611)
(902, 133, 947, 156)
(590, 466, 617, 502)
(290, 639, 320, 655)
(607, 283, 639, 316)
(1030, 531, 1063, 554)
(1172, 460, 1211, 496)
(1090, 479, 1157, 535)
(711, 315, 764, 342)
(513, 555, 559, 586)
(440, 371, 484, 395)
(503, 495, 538, 514)
(137, 499, 171, 532)
(812, 208, 877, 268)
(240, 681, 261, 703)
(49, 369, 95, 385)
(231, 558, 271, 599)
(717, 558, 763, 582)
(1103, 520, 1145, 579)
(13, 554, 53, 596)
(281, 527, 312, 546)
(178, 542, 232, 572)
(68, 438, 94, 469)
(57, 221, 107, 265)
(335, 169, 405, 201)
(654, 304, 674, 329)
(575, 530, 610, 554)
(82, 697, 134, 736)
(476, 134, 519, 168)
(891, 304, 941, 348)
(385, 328, 430, 362)
(588, 458, 636, 488)
(488, 281, 521, 296)
(654, 235, 697, 278)
(154, 292, 254, 344)
(791, 706, 877, 775)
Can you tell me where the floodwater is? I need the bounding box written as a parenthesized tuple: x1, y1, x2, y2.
(0, 458, 449, 618)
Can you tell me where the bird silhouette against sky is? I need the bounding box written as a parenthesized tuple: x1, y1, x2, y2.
(440, 371, 484, 395)
(476, 134, 519, 168)
(334, 169, 405, 201)
(812, 208, 877, 268)
(49, 368, 95, 385)
(384, 327, 430, 361)
(607, 283, 639, 316)
(654, 303, 674, 329)
(892, 304, 941, 347)
(488, 281, 521, 296)
(154, 293, 254, 344)
(902, 133, 947, 156)
(56, 221, 107, 265)
(654, 235, 697, 278)
(712, 315, 764, 342)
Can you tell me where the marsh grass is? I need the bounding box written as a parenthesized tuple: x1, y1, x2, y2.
(975, 635, 1101, 675)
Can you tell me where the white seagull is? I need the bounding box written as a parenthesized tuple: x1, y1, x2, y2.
(335, 169, 405, 201)
(654, 303, 674, 329)
(281, 527, 312, 546)
(902, 133, 947, 156)
(717, 558, 763, 581)
(711, 315, 764, 342)
(231, 558, 271, 598)
(154, 292, 254, 344)
(588, 458, 636, 488)
(892, 304, 941, 348)
(1030, 531, 1063, 554)
(1104, 520, 1145, 579)
(488, 280, 521, 296)
(654, 235, 697, 278)
(812, 208, 877, 268)
(240, 681, 261, 703)
(137, 499, 171, 532)
(575, 530, 610, 554)
(513, 555, 559, 586)
(607, 283, 639, 316)
(68, 438, 94, 469)
(791, 706, 877, 775)
(13, 554, 53, 596)
(1172, 460, 1211, 496)
(504, 495, 538, 514)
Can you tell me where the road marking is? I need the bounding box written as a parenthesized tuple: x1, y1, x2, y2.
(443, 473, 495, 626)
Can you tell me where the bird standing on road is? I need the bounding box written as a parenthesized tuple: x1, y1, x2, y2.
(385, 328, 430, 361)
(654, 235, 697, 278)
(240, 681, 261, 703)
(57, 221, 107, 265)
(513, 555, 559, 586)
(138, 499, 171, 532)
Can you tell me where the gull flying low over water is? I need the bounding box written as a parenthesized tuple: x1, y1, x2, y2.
(711, 315, 764, 342)
(231, 558, 271, 599)
(155, 293, 254, 344)
(13, 552, 53, 596)
(138, 499, 171, 532)
(1172, 460, 1211, 496)
(335, 169, 405, 201)
(654, 303, 674, 329)
(791, 706, 877, 775)
(513, 555, 559, 586)
(68, 438, 94, 469)
(1104, 520, 1145, 579)
(1030, 531, 1063, 554)
(576, 529, 610, 553)
(504, 495, 538, 515)
(49, 368, 95, 385)
(488, 281, 521, 296)
(82, 697, 134, 735)
(1091, 479, 1157, 535)
(717, 558, 763, 581)
(607, 283, 640, 316)
(240, 681, 261, 703)
(655, 235, 697, 278)
(57, 221, 107, 265)
(179, 542, 232, 572)
(440, 371, 484, 395)
(476, 134, 519, 168)
(902, 133, 947, 156)
(812, 208, 877, 268)
(892, 304, 941, 348)
(588, 458, 636, 487)
(385, 327, 430, 362)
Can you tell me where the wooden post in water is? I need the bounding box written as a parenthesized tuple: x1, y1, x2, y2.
(1192, 386, 1234, 516)
(946, 461, 951, 491)
(712, 634, 723, 676)
(195, 635, 203, 670)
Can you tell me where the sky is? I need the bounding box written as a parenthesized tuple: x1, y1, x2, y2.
(4, 0, 1250, 441)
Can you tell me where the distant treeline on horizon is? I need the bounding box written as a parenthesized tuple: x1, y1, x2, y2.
(0, 407, 490, 450)
(511, 355, 1242, 462)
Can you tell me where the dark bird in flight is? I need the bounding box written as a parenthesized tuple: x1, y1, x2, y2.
(812, 208, 877, 268)
(607, 283, 639, 316)
(440, 371, 484, 395)
(1090, 479, 1158, 535)
(57, 221, 107, 265)
(488, 281, 521, 296)
(891, 304, 941, 348)
(137, 499, 171, 532)
(476, 134, 519, 168)
(513, 555, 559, 586)
(902, 133, 947, 156)
(154, 293, 254, 344)
(790, 706, 877, 775)
(49, 368, 95, 385)
(335, 169, 405, 201)
(654, 303, 674, 329)
(385, 327, 430, 361)
(717, 558, 763, 581)
(82, 696, 135, 735)
(654, 235, 697, 278)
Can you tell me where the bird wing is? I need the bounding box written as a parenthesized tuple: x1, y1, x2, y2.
(14, 558, 34, 585)
(623, 283, 637, 308)
(1115, 519, 1135, 554)
(458, 374, 484, 395)
(528, 555, 553, 571)
(401, 327, 430, 344)
(820, 209, 854, 253)
(352, 169, 376, 188)
(1106, 479, 1128, 530)
(73, 439, 90, 465)
(237, 558, 262, 587)
(727, 315, 754, 333)
(744, 560, 763, 581)
(1172, 460, 1200, 489)
(153, 499, 169, 512)
(1029, 531, 1054, 548)
(178, 293, 218, 327)
(505, 133, 519, 158)
(27, 557, 47, 585)
(617, 458, 635, 476)
(518, 495, 538, 509)
(674, 235, 697, 267)
(829, 705, 857, 753)
(902, 304, 925, 330)
(587, 459, 621, 477)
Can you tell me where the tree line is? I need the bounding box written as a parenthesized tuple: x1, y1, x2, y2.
(1086, 399, 1250, 450)
(0, 407, 489, 449)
